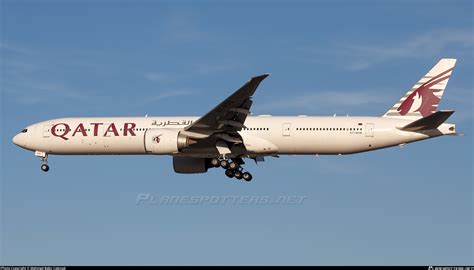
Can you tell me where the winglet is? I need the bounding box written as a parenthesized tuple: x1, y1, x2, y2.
(251, 73, 270, 81)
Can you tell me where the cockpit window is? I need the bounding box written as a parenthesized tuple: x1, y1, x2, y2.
(21, 128, 28, 133)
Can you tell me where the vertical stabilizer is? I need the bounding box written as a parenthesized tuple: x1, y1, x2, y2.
(383, 59, 456, 119)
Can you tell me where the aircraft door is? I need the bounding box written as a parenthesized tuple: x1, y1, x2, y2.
(365, 123, 374, 137)
(43, 124, 51, 138)
(282, 123, 291, 136)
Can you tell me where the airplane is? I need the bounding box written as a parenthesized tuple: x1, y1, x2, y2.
(12, 58, 461, 181)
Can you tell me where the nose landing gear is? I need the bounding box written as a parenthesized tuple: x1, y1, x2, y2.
(41, 164, 50, 172)
(210, 158, 253, 181)
(35, 151, 49, 172)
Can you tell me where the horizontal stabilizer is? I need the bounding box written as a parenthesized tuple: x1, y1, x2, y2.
(399, 110, 454, 132)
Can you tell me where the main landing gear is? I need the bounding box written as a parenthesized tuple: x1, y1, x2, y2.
(35, 151, 49, 172)
(210, 158, 253, 181)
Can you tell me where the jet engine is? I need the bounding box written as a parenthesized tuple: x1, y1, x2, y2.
(144, 128, 195, 154)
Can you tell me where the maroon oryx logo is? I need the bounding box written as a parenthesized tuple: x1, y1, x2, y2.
(397, 68, 452, 117)
(152, 135, 162, 144)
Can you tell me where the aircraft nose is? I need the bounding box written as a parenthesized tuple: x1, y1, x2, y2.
(12, 133, 26, 148)
(12, 134, 20, 145)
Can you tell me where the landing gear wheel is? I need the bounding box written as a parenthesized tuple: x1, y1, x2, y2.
(220, 160, 230, 169)
(234, 170, 243, 179)
(210, 158, 220, 167)
(41, 164, 49, 172)
(242, 172, 252, 182)
(225, 169, 235, 178)
(229, 162, 240, 170)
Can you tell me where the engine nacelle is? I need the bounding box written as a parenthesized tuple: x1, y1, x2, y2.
(173, 157, 209, 174)
(144, 128, 191, 154)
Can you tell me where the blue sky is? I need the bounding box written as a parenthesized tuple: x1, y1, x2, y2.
(1, 0, 473, 265)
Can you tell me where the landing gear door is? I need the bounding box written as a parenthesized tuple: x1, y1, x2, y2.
(365, 123, 374, 137)
(282, 123, 291, 136)
(43, 124, 51, 138)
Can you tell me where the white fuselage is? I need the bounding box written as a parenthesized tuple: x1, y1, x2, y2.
(12, 115, 455, 157)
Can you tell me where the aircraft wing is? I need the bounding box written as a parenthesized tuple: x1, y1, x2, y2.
(184, 74, 269, 136)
